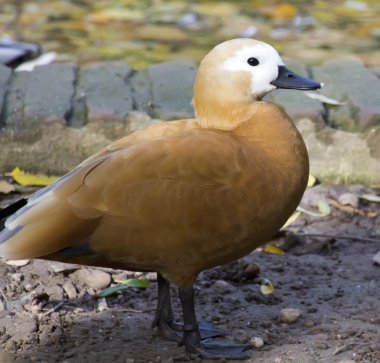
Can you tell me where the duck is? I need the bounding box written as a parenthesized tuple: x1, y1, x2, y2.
(0, 38, 320, 360)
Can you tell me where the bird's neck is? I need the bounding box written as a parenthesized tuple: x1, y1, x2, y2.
(233, 101, 309, 181)
(195, 97, 255, 130)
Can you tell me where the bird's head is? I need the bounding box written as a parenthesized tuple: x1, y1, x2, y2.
(194, 38, 320, 128)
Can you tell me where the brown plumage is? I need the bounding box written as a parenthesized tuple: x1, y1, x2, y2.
(0, 38, 320, 358)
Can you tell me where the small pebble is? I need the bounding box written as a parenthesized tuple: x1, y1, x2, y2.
(10, 273, 23, 282)
(24, 283, 34, 292)
(280, 323, 289, 333)
(279, 308, 302, 323)
(372, 250, 380, 266)
(87, 288, 97, 296)
(307, 307, 317, 313)
(261, 320, 272, 329)
(250, 336, 264, 348)
(70, 268, 111, 290)
(362, 333, 370, 341)
(97, 297, 108, 312)
(63, 280, 78, 300)
(212, 279, 231, 292)
(303, 320, 315, 328)
(233, 329, 250, 344)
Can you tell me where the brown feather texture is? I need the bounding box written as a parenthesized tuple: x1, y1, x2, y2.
(0, 39, 310, 288)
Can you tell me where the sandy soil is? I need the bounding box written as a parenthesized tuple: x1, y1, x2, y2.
(0, 185, 379, 363)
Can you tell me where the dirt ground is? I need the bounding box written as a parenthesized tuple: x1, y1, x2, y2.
(0, 184, 379, 363)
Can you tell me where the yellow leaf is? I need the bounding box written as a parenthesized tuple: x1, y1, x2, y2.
(263, 244, 285, 255)
(282, 211, 301, 228)
(0, 180, 15, 194)
(318, 200, 331, 216)
(260, 278, 274, 295)
(263, 3, 297, 21)
(6, 167, 59, 187)
(307, 174, 317, 188)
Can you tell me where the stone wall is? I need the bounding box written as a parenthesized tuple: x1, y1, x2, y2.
(0, 59, 379, 184)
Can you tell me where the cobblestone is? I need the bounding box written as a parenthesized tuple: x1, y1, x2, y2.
(149, 60, 196, 119)
(23, 64, 76, 126)
(0, 59, 379, 184)
(313, 59, 380, 131)
(0, 64, 12, 128)
(2, 71, 30, 131)
(74, 62, 133, 124)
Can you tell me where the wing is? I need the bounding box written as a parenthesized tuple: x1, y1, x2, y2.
(0, 120, 199, 260)
(63, 128, 271, 278)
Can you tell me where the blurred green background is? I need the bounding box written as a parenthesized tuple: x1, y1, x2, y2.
(1, 0, 379, 68)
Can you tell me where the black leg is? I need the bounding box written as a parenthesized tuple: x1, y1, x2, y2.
(178, 285, 251, 360)
(152, 273, 181, 342)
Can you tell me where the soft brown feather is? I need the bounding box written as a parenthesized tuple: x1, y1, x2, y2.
(0, 39, 309, 287)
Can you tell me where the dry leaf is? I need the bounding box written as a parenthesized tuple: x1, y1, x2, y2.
(307, 174, 317, 188)
(6, 259, 31, 267)
(304, 92, 345, 105)
(297, 206, 324, 217)
(263, 4, 297, 21)
(6, 167, 59, 187)
(329, 198, 377, 217)
(318, 200, 331, 216)
(0, 180, 15, 194)
(282, 211, 301, 228)
(263, 244, 285, 255)
(360, 194, 380, 203)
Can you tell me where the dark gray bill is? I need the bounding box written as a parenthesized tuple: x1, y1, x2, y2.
(271, 65, 320, 90)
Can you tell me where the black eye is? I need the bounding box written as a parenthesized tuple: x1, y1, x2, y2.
(247, 57, 259, 66)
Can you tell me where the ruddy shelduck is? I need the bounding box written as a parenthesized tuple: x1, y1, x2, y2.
(0, 38, 320, 359)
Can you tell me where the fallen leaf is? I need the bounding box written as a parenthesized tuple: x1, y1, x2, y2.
(307, 174, 317, 188)
(6, 167, 59, 187)
(297, 206, 324, 217)
(0, 180, 15, 194)
(282, 211, 301, 228)
(262, 3, 297, 21)
(5, 259, 30, 267)
(329, 198, 377, 217)
(263, 244, 285, 255)
(318, 200, 331, 216)
(304, 92, 346, 105)
(98, 279, 150, 298)
(360, 194, 380, 203)
(260, 278, 274, 295)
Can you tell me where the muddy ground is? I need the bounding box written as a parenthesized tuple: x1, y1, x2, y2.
(0, 185, 379, 363)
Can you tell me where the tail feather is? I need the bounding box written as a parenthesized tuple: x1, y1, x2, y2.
(0, 198, 28, 230)
(0, 198, 28, 221)
(0, 195, 98, 260)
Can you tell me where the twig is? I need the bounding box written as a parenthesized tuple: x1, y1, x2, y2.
(61, 304, 84, 312)
(42, 301, 64, 316)
(295, 233, 380, 243)
(333, 344, 352, 355)
(112, 308, 145, 313)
